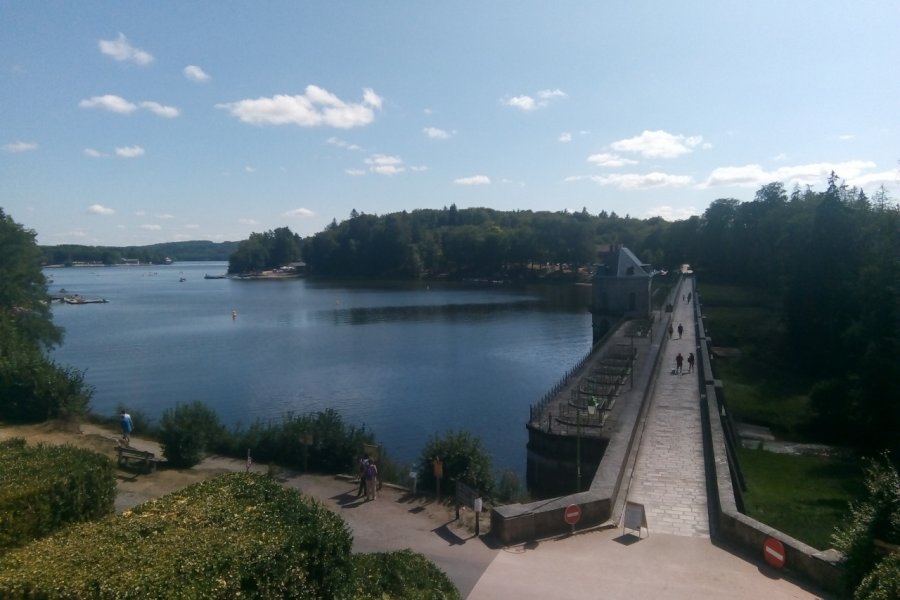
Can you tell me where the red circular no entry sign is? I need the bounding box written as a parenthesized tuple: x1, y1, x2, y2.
(564, 504, 582, 525)
(763, 537, 786, 569)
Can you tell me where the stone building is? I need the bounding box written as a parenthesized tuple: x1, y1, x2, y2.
(591, 246, 653, 343)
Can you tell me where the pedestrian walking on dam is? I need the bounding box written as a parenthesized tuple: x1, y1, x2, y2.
(677, 323, 683, 338)
(675, 353, 684, 374)
(688, 352, 695, 373)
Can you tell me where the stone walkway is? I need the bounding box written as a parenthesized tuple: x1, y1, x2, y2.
(625, 278, 710, 537)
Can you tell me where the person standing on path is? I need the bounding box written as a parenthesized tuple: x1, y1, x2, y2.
(120, 411, 133, 446)
(677, 323, 683, 339)
(688, 352, 695, 373)
(364, 460, 379, 501)
(675, 353, 684, 374)
(357, 454, 370, 498)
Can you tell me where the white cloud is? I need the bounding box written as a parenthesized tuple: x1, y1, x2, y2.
(80, 96, 179, 117)
(327, 137, 362, 151)
(238, 218, 259, 225)
(157, 213, 175, 220)
(611, 130, 706, 159)
(847, 170, 898, 189)
(538, 89, 567, 100)
(700, 160, 879, 189)
(558, 132, 572, 143)
(504, 95, 537, 111)
(409, 165, 429, 172)
(183, 65, 211, 82)
(140, 224, 161, 231)
(3, 141, 38, 153)
(423, 127, 452, 140)
(284, 208, 315, 218)
(185, 224, 200, 229)
(365, 154, 404, 175)
(98, 33, 154, 65)
(115, 145, 145, 158)
(140, 101, 180, 118)
(84, 148, 108, 158)
(646, 205, 699, 221)
(79, 95, 138, 114)
(87, 204, 115, 215)
(244, 166, 256, 173)
(565, 172, 692, 190)
(454, 175, 491, 185)
(504, 89, 567, 111)
(772, 153, 789, 162)
(217, 85, 382, 129)
(587, 153, 639, 168)
(345, 168, 366, 176)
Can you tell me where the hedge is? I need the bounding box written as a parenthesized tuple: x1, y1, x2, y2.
(350, 550, 461, 600)
(0, 473, 352, 599)
(0, 438, 115, 552)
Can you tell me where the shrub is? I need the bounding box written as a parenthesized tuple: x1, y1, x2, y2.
(0, 473, 353, 599)
(418, 430, 495, 499)
(158, 401, 225, 468)
(350, 549, 460, 599)
(0, 438, 115, 551)
(221, 408, 375, 474)
(832, 452, 900, 597)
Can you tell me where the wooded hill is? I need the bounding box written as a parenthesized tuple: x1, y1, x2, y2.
(40, 240, 239, 265)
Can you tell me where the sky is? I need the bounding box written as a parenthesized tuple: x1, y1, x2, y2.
(2, 1, 898, 247)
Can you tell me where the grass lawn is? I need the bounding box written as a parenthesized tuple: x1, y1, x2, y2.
(737, 447, 863, 550)
(699, 282, 865, 549)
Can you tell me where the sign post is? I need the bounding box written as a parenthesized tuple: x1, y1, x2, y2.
(763, 537, 786, 569)
(564, 503, 582, 534)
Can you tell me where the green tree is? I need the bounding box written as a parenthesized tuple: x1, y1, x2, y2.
(418, 430, 495, 499)
(158, 401, 225, 468)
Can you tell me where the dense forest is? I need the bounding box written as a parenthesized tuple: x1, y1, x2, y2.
(229, 174, 898, 454)
(40, 240, 238, 265)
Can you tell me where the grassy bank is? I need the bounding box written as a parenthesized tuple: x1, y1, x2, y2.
(700, 282, 863, 549)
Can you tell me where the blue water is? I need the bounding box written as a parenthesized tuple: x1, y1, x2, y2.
(47, 263, 592, 475)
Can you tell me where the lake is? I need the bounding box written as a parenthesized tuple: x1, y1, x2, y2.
(47, 262, 593, 476)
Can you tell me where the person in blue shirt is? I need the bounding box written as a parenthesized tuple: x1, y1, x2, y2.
(120, 411, 134, 446)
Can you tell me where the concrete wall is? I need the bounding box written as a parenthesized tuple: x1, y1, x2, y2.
(694, 293, 845, 595)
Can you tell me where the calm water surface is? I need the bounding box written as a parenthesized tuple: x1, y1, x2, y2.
(47, 262, 592, 475)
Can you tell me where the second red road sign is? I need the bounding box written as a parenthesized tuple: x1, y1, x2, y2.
(564, 504, 582, 525)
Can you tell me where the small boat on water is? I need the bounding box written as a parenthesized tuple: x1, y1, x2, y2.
(204, 274, 227, 279)
(63, 295, 108, 304)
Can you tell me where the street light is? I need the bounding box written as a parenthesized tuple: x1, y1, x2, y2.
(576, 397, 598, 492)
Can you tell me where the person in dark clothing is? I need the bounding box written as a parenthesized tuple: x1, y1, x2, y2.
(675, 353, 684, 374)
(688, 353, 695, 373)
(677, 323, 683, 338)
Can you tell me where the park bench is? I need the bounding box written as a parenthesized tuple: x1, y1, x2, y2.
(116, 445, 159, 474)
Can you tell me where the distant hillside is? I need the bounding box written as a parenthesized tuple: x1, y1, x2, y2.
(41, 240, 239, 265)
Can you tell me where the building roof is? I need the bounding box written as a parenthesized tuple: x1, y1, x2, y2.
(595, 246, 652, 278)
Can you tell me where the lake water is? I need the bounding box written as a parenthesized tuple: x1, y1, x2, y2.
(47, 262, 592, 475)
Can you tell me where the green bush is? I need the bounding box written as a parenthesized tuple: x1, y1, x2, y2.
(854, 552, 900, 600)
(350, 550, 460, 599)
(0, 473, 353, 599)
(220, 408, 375, 474)
(0, 439, 115, 551)
(418, 430, 495, 499)
(832, 452, 900, 597)
(158, 401, 225, 468)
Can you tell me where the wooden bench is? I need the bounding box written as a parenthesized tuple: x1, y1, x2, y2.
(116, 446, 158, 473)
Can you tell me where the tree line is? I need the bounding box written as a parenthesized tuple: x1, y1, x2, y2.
(41, 240, 239, 265)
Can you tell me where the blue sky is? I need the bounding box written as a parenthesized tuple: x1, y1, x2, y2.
(2, 1, 898, 246)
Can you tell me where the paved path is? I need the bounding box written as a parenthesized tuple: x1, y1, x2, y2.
(625, 278, 710, 537)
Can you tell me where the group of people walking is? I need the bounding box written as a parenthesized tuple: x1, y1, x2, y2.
(670, 291, 694, 375)
(357, 454, 380, 501)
